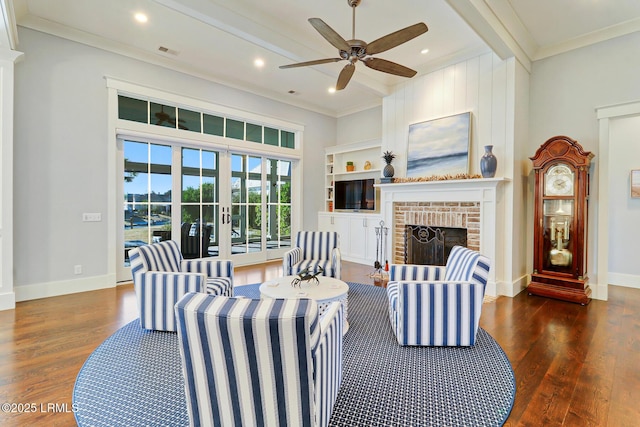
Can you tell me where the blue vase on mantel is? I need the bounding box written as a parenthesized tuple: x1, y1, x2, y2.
(480, 145, 497, 178)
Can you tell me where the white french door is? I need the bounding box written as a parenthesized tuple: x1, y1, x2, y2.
(117, 138, 292, 282)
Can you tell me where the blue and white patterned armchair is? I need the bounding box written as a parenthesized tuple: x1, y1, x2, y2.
(386, 245, 491, 346)
(175, 292, 344, 427)
(128, 240, 233, 332)
(283, 231, 341, 279)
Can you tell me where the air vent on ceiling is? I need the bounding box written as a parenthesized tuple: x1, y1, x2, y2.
(158, 46, 179, 56)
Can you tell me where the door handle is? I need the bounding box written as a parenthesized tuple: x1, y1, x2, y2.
(221, 207, 230, 224)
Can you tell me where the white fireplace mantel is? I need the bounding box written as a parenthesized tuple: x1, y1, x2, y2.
(376, 178, 509, 296)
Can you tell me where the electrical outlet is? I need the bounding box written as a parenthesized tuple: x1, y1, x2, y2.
(82, 213, 102, 222)
(74, 265, 82, 275)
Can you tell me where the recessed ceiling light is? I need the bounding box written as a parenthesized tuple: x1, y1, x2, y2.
(254, 58, 265, 68)
(421, 48, 429, 54)
(134, 13, 148, 23)
(328, 87, 336, 94)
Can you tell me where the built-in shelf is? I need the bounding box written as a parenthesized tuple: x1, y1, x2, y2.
(325, 139, 381, 212)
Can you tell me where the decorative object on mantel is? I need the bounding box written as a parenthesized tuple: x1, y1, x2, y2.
(346, 161, 355, 172)
(407, 112, 471, 178)
(381, 151, 396, 183)
(363, 160, 372, 170)
(480, 145, 498, 178)
(390, 173, 482, 183)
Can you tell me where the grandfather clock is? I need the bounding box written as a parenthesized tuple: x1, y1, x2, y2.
(529, 135, 594, 305)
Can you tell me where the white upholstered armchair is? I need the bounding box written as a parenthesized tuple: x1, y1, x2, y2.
(128, 240, 233, 331)
(386, 245, 491, 346)
(175, 292, 344, 427)
(283, 231, 341, 279)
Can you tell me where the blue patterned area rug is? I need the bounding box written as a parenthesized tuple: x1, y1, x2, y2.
(73, 283, 515, 426)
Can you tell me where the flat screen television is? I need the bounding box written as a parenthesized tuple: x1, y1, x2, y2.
(335, 178, 375, 211)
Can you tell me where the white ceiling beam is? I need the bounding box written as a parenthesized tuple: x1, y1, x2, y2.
(445, 0, 532, 73)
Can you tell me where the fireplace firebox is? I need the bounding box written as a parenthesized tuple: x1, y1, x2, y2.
(404, 225, 467, 266)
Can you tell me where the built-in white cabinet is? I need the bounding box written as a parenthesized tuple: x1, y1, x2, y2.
(318, 212, 382, 266)
(325, 140, 381, 212)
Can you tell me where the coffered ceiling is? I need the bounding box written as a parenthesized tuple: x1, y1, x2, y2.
(5, 0, 640, 117)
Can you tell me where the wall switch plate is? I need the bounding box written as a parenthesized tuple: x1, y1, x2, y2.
(74, 265, 82, 275)
(82, 213, 102, 222)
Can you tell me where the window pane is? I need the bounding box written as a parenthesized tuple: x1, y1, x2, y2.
(203, 114, 224, 136)
(150, 144, 171, 165)
(178, 108, 201, 132)
(226, 119, 244, 140)
(231, 177, 243, 203)
(150, 204, 171, 240)
(182, 148, 200, 169)
(264, 127, 279, 146)
(281, 130, 295, 148)
(246, 123, 262, 143)
(151, 103, 177, 128)
(247, 205, 261, 253)
(182, 175, 200, 203)
(119, 96, 148, 123)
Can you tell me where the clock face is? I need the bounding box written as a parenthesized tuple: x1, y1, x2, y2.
(545, 164, 574, 196)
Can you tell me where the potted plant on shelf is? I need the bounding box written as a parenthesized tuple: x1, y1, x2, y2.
(382, 151, 395, 178)
(346, 161, 355, 172)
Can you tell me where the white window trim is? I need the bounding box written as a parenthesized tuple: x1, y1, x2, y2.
(106, 78, 303, 283)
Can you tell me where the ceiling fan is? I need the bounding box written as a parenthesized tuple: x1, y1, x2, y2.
(280, 0, 428, 90)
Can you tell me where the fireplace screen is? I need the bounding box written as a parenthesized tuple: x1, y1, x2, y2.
(404, 225, 467, 266)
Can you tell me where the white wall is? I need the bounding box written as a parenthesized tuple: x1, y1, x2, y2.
(608, 115, 640, 287)
(529, 31, 640, 295)
(11, 27, 336, 298)
(336, 106, 382, 145)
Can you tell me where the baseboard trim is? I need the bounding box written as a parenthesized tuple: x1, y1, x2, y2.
(15, 274, 117, 302)
(0, 292, 16, 310)
(608, 272, 640, 289)
(496, 275, 528, 298)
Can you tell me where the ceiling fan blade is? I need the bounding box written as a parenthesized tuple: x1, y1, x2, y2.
(366, 22, 428, 55)
(336, 63, 356, 90)
(308, 18, 351, 52)
(279, 58, 343, 69)
(363, 57, 417, 78)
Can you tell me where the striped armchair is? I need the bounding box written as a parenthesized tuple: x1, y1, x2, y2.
(386, 246, 491, 346)
(175, 292, 344, 427)
(283, 231, 342, 279)
(128, 240, 233, 332)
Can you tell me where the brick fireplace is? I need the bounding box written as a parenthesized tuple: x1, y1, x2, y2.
(377, 178, 505, 296)
(395, 202, 479, 264)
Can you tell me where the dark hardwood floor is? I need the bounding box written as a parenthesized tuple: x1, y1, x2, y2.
(1, 260, 638, 426)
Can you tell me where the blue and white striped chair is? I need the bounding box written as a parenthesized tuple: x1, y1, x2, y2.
(386, 245, 491, 346)
(129, 240, 233, 332)
(283, 231, 342, 279)
(175, 292, 344, 427)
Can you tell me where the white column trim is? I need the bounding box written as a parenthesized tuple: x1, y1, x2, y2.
(595, 99, 640, 301)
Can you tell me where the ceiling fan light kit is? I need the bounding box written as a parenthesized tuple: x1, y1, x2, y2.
(280, 0, 428, 90)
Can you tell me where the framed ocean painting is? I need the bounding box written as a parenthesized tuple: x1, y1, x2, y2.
(406, 112, 471, 178)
